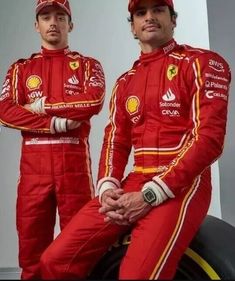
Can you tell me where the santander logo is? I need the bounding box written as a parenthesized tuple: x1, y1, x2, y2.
(68, 75, 79, 85)
(162, 88, 176, 102)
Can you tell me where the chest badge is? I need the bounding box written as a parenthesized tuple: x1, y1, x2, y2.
(26, 75, 42, 90)
(69, 61, 80, 70)
(126, 96, 140, 115)
(167, 64, 178, 81)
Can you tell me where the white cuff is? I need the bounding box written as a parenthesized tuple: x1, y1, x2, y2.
(50, 117, 67, 134)
(97, 177, 121, 203)
(152, 176, 175, 198)
(50, 117, 57, 134)
(30, 97, 46, 114)
(142, 178, 175, 207)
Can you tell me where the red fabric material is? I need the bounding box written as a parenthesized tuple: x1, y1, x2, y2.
(0, 46, 105, 279)
(36, 0, 72, 17)
(40, 172, 211, 279)
(97, 39, 231, 197)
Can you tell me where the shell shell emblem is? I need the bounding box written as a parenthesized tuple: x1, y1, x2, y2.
(26, 75, 42, 90)
(167, 64, 178, 81)
(126, 96, 140, 115)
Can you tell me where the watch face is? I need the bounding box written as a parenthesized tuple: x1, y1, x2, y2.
(143, 188, 156, 204)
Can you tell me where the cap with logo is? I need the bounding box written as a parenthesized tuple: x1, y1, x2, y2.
(36, 0, 71, 17)
(128, 0, 174, 14)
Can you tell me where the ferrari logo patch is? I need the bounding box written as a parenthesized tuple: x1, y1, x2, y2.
(167, 64, 178, 81)
(69, 61, 80, 70)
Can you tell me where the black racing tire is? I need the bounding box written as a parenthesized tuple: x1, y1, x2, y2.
(89, 215, 235, 280)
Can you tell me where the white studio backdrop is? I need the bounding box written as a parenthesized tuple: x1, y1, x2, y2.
(0, 0, 221, 268)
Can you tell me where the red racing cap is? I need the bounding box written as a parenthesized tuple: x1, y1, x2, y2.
(128, 0, 174, 14)
(36, 0, 72, 17)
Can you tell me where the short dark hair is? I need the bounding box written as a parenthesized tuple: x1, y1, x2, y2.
(127, 6, 178, 22)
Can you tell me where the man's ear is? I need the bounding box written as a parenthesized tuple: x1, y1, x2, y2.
(172, 15, 177, 28)
(35, 21, 40, 33)
(131, 22, 138, 39)
(69, 22, 74, 32)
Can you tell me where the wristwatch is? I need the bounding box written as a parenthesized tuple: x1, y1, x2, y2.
(142, 187, 157, 205)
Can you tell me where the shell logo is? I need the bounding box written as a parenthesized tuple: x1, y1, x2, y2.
(26, 75, 42, 90)
(126, 96, 140, 115)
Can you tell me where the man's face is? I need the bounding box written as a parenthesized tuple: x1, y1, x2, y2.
(35, 6, 73, 49)
(131, 0, 176, 49)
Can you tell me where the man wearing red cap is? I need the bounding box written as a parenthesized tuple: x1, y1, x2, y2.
(40, 0, 231, 279)
(0, 0, 105, 279)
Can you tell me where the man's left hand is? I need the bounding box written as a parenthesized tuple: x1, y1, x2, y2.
(102, 192, 152, 225)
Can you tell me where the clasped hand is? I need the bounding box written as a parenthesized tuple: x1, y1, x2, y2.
(99, 188, 152, 225)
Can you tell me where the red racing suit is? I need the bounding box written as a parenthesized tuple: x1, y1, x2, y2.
(97, 38, 231, 197)
(0, 47, 105, 279)
(39, 39, 231, 280)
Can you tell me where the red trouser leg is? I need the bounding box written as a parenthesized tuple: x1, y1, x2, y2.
(119, 175, 211, 279)
(53, 142, 94, 229)
(17, 174, 56, 280)
(17, 144, 58, 280)
(41, 172, 211, 280)
(56, 172, 92, 229)
(17, 140, 94, 279)
(40, 197, 130, 280)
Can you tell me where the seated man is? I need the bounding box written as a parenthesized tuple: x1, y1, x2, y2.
(40, 0, 231, 279)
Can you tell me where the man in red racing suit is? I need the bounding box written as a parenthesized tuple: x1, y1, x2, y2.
(40, 0, 231, 279)
(0, 0, 105, 279)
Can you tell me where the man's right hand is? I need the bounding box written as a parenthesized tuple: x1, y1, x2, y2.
(66, 119, 81, 130)
(99, 189, 131, 225)
(100, 188, 124, 211)
(50, 117, 82, 134)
